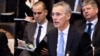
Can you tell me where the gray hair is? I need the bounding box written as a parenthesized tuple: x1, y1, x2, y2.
(53, 1, 72, 14)
(82, 0, 98, 9)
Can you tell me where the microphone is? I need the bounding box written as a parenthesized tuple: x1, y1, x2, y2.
(66, 51, 70, 56)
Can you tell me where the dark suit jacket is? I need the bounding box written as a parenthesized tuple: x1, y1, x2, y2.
(18, 0, 33, 18)
(0, 32, 13, 56)
(47, 25, 93, 56)
(74, 19, 100, 56)
(23, 21, 54, 44)
(17, 21, 54, 56)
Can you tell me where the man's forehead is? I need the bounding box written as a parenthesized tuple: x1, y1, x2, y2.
(52, 6, 64, 12)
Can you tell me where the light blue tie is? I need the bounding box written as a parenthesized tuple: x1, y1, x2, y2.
(57, 32, 64, 56)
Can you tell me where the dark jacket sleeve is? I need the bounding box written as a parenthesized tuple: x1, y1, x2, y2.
(79, 32, 93, 56)
(0, 32, 13, 56)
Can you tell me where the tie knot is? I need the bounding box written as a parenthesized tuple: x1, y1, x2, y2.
(87, 23, 92, 26)
(39, 26, 42, 28)
(60, 32, 63, 35)
(60, 32, 64, 37)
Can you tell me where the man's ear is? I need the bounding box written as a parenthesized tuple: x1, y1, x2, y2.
(45, 10, 48, 16)
(66, 13, 71, 20)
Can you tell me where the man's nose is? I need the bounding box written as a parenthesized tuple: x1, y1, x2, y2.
(35, 14, 39, 17)
(52, 15, 57, 20)
(84, 9, 88, 13)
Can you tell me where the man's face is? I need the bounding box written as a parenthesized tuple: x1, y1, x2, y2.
(51, 6, 70, 29)
(32, 4, 47, 24)
(82, 4, 98, 21)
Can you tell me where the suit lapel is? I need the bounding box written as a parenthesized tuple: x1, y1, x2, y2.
(54, 29, 58, 56)
(65, 26, 75, 55)
(92, 20, 100, 42)
(30, 23, 37, 44)
(47, 22, 54, 33)
(51, 28, 58, 56)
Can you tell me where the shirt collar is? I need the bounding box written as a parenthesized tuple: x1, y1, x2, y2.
(86, 18, 98, 29)
(37, 19, 48, 28)
(58, 24, 70, 35)
(86, 18, 98, 24)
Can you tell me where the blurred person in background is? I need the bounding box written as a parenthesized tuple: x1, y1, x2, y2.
(74, 0, 100, 56)
(18, 1, 54, 56)
(0, 32, 13, 56)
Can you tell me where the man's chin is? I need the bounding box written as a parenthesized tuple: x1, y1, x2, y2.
(85, 18, 91, 20)
(84, 16, 90, 19)
(54, 25, 59, 28)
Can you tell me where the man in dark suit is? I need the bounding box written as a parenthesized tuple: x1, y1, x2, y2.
(47, 1, 92, 56)
(74, 0, 100, 56)
(19, 1, 54, 56)
(0, 32, 13, 56)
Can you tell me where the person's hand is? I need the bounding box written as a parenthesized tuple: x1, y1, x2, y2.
(0, 29, 13, 39)
(40, 48, 48, 56)
(0, 29, 7, 33)
(24, 16, 35, 23)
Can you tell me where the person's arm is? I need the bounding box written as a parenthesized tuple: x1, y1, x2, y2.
(0, 32, 13, 56)
(80, 32, 93, 56)
(24, 16, 35, 23)
(0, 29, 14, 39)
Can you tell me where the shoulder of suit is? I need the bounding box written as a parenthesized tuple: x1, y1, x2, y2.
(48, 21, 53, 24)
(48, 28, 57, 33)
(75, 19, 85, 23)
(74, 19, 85, 26)
(70, 25, 84, 34)
(26, 22, 36, 26)
(48, 21, 54, 26)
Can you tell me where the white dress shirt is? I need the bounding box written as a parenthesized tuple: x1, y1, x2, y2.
(34, 20, 48, 47)
(84, 18, 98, 41)
(57, 24, 70, 56)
